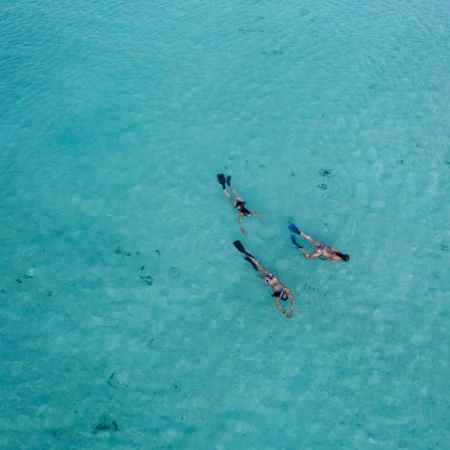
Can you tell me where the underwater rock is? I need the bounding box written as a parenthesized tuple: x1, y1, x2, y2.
(92, 414, 119, 434)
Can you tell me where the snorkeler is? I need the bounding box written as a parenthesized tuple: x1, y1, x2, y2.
(233, 240, 294, 319)
(288, 223, 350, 263)
(217, 174, 264, 236)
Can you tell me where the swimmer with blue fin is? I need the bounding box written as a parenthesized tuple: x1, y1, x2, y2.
(233, 240, 294, 319)
(217, 174, 264, 235)
(288, 223, 350, 263)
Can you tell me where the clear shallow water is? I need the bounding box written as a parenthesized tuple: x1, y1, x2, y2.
(1, 1, 449, 449)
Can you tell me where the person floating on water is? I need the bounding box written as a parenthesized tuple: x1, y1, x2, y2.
(233, 240, 295, 319)
(288, 223, 350, 263)
(217, 174, 264, 236)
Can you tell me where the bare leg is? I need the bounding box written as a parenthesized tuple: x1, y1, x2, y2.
(246, 255, 270, 277)
(222, 188, 237, 206)
(299, 248, 318, 260)
(229, 183, 243, 200)
(300, 231, 322, 247)
(251, 210, 265, 222)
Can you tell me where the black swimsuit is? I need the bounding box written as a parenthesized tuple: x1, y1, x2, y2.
(235, 200, 250, 215)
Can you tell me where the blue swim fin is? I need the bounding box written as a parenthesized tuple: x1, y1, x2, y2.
(288, 223, 300, 234)
(290, 234, 303, 249)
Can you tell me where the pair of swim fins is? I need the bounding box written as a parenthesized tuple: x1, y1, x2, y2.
(217, 174, 231, 189)
(233, 240, 258, 271)
(288, 223, 303, 249)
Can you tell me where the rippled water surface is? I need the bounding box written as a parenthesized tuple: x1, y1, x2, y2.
(1, 1, 449, 448)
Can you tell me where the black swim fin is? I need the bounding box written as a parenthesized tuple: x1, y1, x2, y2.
(226, 175, 231, 186)
(233, 240, 253, 257)
(217, 174, 226, 189)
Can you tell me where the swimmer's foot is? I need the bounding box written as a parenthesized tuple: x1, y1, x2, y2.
(217, 174, 226, 189)
(226, 175, 231, 186)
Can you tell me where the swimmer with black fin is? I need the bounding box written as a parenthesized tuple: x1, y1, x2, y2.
(233, 240, 294, 319)
(217, 174, 264, 235)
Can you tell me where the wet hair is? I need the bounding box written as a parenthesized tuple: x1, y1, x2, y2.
(336, 252, 350, 262)
(272, 291, 288, 301)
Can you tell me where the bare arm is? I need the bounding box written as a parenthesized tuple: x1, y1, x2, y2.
(274, 297, 286, 315)
(238, 213, 248, 236)
(286, 294, 295, 319)
(251, 210, 265, 223)
(275, 293, 294, 318)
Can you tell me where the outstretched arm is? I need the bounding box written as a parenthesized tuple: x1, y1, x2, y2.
(238, 213, 248, 236)
(274, 297, 286, 316)
(286, 294, 295, 318)
(251, 210, 265, 223)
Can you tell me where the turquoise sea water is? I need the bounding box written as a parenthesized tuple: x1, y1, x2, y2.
(1, 1, 449, 449)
